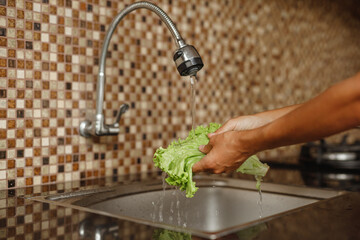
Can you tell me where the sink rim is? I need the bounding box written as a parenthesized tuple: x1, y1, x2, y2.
(27, 175, 346, 239)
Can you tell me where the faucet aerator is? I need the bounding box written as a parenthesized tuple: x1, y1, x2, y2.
(173, 45, 204, 76)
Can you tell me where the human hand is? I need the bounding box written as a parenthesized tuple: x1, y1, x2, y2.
(192, 131, 256, 174)
(193, 106, 300, 174)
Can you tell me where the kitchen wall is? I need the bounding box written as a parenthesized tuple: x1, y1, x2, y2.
(0, 0, 360, 189)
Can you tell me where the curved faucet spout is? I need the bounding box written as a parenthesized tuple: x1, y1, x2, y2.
(79, 1, 203, 138)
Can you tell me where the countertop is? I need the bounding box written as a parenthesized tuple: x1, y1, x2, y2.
(1, 166, 360, 240)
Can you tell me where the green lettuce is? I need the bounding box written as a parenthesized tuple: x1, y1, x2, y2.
(236, 155, 269, 190)
(152, 229, 191, 240)
(153, 123, 269, 198)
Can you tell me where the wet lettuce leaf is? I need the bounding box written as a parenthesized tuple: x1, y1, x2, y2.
(152, 229, 191, 240)
(236, 155, 269, 190)
(153, 123, 269, 198)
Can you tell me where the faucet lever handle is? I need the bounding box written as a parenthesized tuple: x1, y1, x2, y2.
(113, 104, 129, 126)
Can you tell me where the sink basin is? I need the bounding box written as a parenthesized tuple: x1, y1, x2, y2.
(29, 175, 343, 239)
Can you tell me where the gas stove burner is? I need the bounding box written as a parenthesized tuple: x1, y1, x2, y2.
(299, 135, 360, 170)
(300, 168, 360, 191)
(321, 152, 357, 161)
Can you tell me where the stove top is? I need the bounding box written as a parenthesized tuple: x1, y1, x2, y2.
(269, 163, 360, 192)
(300, 166, 360, 192)
(299, 135, 360, 170)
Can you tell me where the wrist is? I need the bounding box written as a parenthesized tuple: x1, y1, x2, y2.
(234, 127, 267, 155)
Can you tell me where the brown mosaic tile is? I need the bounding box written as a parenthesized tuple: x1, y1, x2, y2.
(0, 68, 6, 77)
(25, 119, 33, 128)
(33, 129, 41, 137)
(7, 99, 15, 108)
(7, 139, 15, 148)
(34, 52, 41, 60)
(8, 79, 15, 87)
(8, 49, 15, 57)
(17, 40, 25, 48)
(16, 29, 24, 39)
(25, 177, 32, 185)
(34, 71, 41, 79)
(0, 89, 5, 98)
(33, 148, 41, 157)
(25, 21, 32, 30)
(17, 168, 23, 177)
(50, 62, 56, 71)
(7, 159, 15, 169)
(42, 14, 49, 23)
(17, 59, 24, 68)
(8, 0, 15, 7)
(25, 139, 32, 147)
(25, 100, 32, 108)
(58, 156, 64, 164)
(8, 59, 15, 68)
(7, 206, 15, 217)
(0, 6, 5, 16)
(49, 35, 56, 43)
(25, 158, 32, 167)
(17, 90, 24, 98)
(0, 129, 6, 139)
(17, 9, 24, 19)
(49, 6, 56, 14)
(34, 148, 41, 157)
(72, 163, 78, 171)
(34, 167, 40, 175)
(16, 129, 24, 138)
(34, 32, 40, 40)
(41, 43, 48, 51)
(50, 129, 56, 137)
(8, 18, 15, 28)
(25, 61, 32, 69)
(42, 62, 49, 70)
(49, 147, 56, 155)
(42, 81, 49, 89)
(50, 175, 56, 182)
(34, 90, 41, 98)
(57, 119, 64, 127)
(0, 58, 6, 67)
(25, 1, 32, 10)
(42, 175, 48, 183)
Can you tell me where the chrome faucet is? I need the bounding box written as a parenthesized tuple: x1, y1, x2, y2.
(79, 1, 204, 138)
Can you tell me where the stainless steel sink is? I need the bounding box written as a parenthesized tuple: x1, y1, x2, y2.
(29, 175, 343, 239)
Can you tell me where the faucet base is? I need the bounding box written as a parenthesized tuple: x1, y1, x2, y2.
(79, 120, 92, 138)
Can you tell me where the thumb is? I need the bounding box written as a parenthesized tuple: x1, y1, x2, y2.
(210, 122, 234, 136)
(199, 143, 213, 154)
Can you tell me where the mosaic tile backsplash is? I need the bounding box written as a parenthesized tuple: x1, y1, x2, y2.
(0, 0, 360, 189)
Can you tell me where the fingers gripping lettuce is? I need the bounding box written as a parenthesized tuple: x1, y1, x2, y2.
(153, 123, 269, 198)
(153, 123, 220, 198)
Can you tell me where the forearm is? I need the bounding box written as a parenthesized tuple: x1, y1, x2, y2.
(253, 73, 360, 152)
(253, 104, 302, 123)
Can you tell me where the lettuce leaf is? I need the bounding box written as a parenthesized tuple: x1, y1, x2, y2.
(152, 229, 191, 240)
(153, 123, 269, 198)
(153, 123, 221, 198)
(236, 155, 269, 190)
